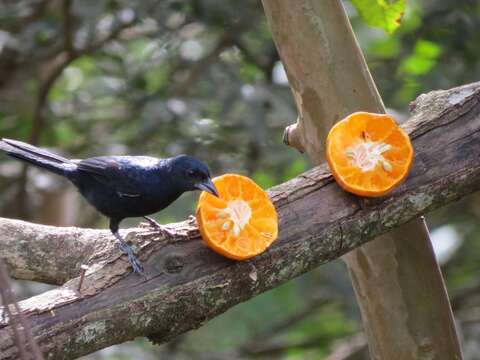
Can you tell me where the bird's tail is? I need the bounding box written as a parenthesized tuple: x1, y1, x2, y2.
(0, 138, 77, 177)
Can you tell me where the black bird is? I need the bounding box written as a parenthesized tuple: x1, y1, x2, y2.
(0, 138, 219, 274)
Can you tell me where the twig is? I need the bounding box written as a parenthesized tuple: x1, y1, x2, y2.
(0, 260, 44, 360)
(83, 16, 138, 54)
(30, 53, 71, 145)
(242, 334, 331, 357)
(62, 0, 75, 56)
(77, 265, 89, 292)
(236, 296, 336, 357)
(247, 296, 333, 344)
(0, 263, 28, 359)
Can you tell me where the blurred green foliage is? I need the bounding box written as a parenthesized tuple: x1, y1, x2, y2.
(351, 0, 406, 34)
(0, 0, 480, 359)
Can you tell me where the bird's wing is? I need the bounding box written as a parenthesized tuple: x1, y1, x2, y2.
(76, 157, 143, 197)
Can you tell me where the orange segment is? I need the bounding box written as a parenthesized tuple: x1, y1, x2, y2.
(326, 112, 414, 197)
(196, 174, 279, 260)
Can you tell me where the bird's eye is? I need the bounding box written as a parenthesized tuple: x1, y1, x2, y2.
(187, 169, 196, 177)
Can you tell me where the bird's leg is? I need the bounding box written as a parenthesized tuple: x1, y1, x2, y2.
(110, 219, 144, 275)
(113, 231, 144, 275)
(143, 216, 176, 237)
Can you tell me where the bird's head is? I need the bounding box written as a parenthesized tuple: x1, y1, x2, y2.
(169, 155, 219, 197)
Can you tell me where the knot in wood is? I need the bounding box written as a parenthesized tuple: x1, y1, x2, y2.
(283, 122, 305, 153)
(164, 255, 184, 274)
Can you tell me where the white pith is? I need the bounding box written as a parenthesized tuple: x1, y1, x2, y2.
(345, 140, 392, 173)
(219, 200, 252, 236)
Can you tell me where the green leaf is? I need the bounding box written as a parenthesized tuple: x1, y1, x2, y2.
(239, 62, 264, 83)
(369, 37, 400, 58)
(414, 40, 442, 59)
(143, 65, 169, 94)
(351, 0, 406, 34)
(399, 56, 435, 76)
(399, 39, 442, 76)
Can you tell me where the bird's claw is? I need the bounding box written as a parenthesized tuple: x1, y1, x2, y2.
(144, 216, 162, 229)
(128, 253, 145, 275)
(118, 241, 144, 275)
(143, 216, 175, 238)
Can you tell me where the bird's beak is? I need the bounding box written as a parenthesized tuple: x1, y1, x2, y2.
(196, 178, 219, 197)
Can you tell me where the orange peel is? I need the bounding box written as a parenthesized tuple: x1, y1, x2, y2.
(196, 174, 278, 260)
(326, 112, 414, 197)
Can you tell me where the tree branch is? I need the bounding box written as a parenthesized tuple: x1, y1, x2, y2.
(0, 218, 114, 285)
(326, 333, 368, 360)
(62, 0, 75, 57)
(13, 9, 141, 218)
(237, 295, 335, 356)
(29, 10, 139, 145)
(0, 82, 479, 359)
(242, 333, 331, 357)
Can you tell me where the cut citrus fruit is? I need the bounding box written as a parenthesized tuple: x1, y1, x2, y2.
(196, 174, 278, 260)
(326, 112, 414, 197)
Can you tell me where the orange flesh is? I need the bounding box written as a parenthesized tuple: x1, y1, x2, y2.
(196, 174, 278, 260)
(326, 112, 414, 197)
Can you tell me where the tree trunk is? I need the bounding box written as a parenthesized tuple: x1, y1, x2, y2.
(261, 1, 463, 359)
(1, 81, 479, 359)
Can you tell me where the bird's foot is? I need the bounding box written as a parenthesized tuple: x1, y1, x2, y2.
(143, 216, 175, 238)
(118, 241, 145, 275)
(114, 232, 145, 275)
(128, 254, 144, 275)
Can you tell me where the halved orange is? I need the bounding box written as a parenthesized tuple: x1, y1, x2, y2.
(326, 112, 414, 197)
(196, 174, 278, 260)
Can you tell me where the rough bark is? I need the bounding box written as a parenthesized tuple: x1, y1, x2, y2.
(0, 219, 111, 285)
(0, 82, 479, 359)
(261, 1, 463, 359)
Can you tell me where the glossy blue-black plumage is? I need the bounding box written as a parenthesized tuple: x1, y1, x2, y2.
(0, 138, 218, 274)
(73, 155, 197, 220)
